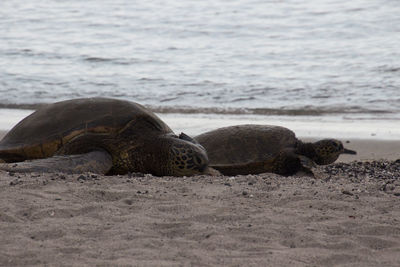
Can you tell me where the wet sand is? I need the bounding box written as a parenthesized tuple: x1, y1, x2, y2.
(0, 130, 400, 266)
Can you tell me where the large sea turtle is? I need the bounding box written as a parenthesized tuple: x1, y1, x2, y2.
(0, 98, 209, 176)
(195, 124, 356, 176)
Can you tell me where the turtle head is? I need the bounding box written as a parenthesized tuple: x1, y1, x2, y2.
(164, 132, 209, 176)
(312, 139, 357, 165)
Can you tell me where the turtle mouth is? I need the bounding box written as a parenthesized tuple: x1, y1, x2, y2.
(342, 148, 357, 155)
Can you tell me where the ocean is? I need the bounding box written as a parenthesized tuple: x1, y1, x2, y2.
(1, 0, 399, 139)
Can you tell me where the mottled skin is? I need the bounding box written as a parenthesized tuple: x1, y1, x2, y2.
(195, 124, 356, 176)
(0, 98, 208, 176)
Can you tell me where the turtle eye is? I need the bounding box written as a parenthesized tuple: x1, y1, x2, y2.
(331, 141, 342, 151)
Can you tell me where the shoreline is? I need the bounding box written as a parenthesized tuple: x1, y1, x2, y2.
(160, 113, 400, 140)
(1, 107, 400, 140)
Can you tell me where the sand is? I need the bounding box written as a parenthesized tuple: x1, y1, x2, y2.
(1, 130, 400, 266)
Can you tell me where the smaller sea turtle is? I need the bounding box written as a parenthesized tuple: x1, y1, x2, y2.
(0, 98, 209, 176)
(195, 124, 356, 176)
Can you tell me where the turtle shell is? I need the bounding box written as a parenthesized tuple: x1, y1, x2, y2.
(0, 98, 172, 162)
(194, 124, 299, 165)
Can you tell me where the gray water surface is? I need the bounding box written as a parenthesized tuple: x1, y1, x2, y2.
(1, 0, 399, 118)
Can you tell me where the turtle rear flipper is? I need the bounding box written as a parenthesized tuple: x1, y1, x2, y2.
(0, 151, 112, 174)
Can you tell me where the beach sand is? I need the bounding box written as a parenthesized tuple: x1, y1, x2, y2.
(1, 130, 400, 266)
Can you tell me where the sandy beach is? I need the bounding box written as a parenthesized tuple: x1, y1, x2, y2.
(2, 0, 400, 265)
(1, 130, 400, 266)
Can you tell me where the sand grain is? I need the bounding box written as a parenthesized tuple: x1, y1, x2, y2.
(1, 164, 400, 266)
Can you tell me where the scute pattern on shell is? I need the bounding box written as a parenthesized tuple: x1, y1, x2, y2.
(195, 124, 298, 165)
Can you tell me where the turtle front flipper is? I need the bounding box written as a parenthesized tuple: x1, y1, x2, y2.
(270, 149, 307, 176)
(0, 151, 113, 174)
(298, 155, 317, 169)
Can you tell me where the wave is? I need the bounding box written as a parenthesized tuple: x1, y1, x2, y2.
(0, 102, 394, 117)
(151, 105, 395, 116)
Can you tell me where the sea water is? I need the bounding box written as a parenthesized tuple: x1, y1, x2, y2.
(0, 0, 399, 138)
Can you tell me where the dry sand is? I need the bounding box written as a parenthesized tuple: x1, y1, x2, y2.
(1, 130, 400, 266)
